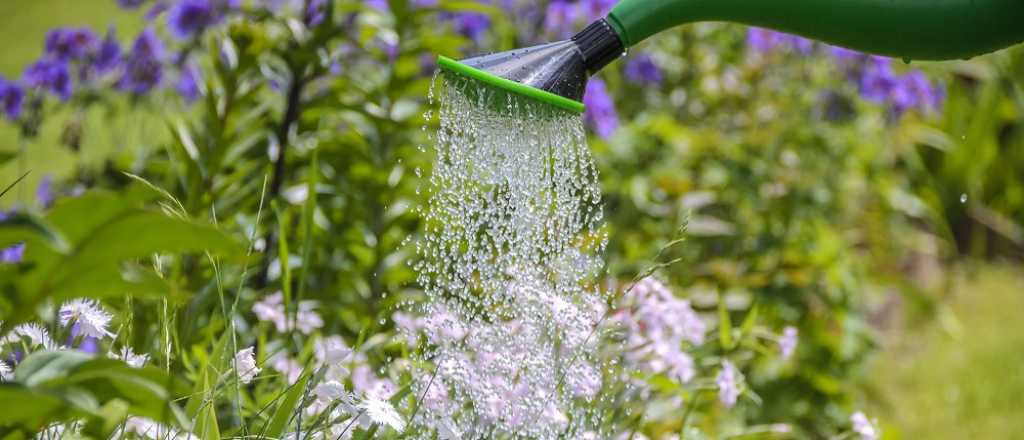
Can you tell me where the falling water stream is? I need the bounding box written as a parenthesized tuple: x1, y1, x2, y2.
(408, 72, 611, 439)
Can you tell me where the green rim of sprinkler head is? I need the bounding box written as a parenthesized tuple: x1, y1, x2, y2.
(437, 56, 586, 114)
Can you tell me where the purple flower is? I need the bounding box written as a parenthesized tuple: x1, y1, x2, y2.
(544, 0, 578, 38)
(304, 0, 328, 26)
(167, 0, 220, 40)
(45, 27, 100, 61)
(367, 0, 389, 11)
(579, 0, 614, 22)
(419, 53, 436, 77)
(778, 326, 798, 360)
(67, 323, 100, 353)
(746, 27, 812, 54)
(36, 176, 54, 209)
(583, 78, 617, 139)
(623, 53, 662, 85)
(176, 63, 201, 103)
(118, 29, 165, 95)
(0, 77, 25, 120)
(746, 28, 778, 53)
(828, 45, 864, 64)
(145, 1, 171, 19)
(93, 28, 122, 73)
(117, 0, 149, 8)
(717, 360, 741, 408)
(23, 58, 73, 101)
(839, 54, 944, 117)
(0, 243, 25, 264)
(453, 13, 490, 43)
(412, 0, 437, 7)
(886, 70, 942, 115)
(858, 56, 896, 103)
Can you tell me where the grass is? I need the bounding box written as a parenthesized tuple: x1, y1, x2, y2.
(871, 264, 1024, 439)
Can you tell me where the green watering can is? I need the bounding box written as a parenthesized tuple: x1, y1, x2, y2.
(437, 0, 1024, 113)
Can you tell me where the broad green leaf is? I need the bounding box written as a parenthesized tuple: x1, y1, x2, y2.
(13, 350, 93, 387)
(44, 187, 159, 244)
(0, 386, 64, 425)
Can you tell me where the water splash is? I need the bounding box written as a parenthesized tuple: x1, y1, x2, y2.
(408, 72, 610, 439)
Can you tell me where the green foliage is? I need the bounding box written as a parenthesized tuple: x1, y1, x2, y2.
(0, 350, 187, 438)
(0, 184, 242, 330)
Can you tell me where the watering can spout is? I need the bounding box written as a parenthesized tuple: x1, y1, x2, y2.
(438, 20, 624, 113)
(439, 0, 1024, 113)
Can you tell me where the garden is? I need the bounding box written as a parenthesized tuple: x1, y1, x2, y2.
(1, 0, 1023, 439)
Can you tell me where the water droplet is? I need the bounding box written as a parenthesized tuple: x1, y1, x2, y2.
(960, 193, 968, 203)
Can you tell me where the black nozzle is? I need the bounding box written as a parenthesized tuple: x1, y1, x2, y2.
(572, 19, 625, 74)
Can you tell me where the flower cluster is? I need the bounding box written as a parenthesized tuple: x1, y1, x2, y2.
(0, 0, 245, 128)
(584, 78, 618, 139)
(1, 298, 119, 377)
(855, 55, 944, 116)
(395, 281, 607, 438)
(624, 53, 663, 86)
(746, 27, 944, 117)
(747, 27, 813, 54)
(543, 0, 616, 37)
(0, 76, 26, 121)
(245, 289, 405, 438)
(167, 0, 237, 40)
(251, 291, 324, 334)
(613, 277, 706, 384)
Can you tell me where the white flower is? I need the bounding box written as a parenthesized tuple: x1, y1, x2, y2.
(359, 395, 405, 431)
(111, 346, 149, 368)
(59, 299, 113, 339)
(314, 335, 352, 364)
(306, 380, 358, 415)
(270, 354, 303, 384)
(437, 418, 461, 440)
(392, 311, 424, 345)
(663, 346, 696, 384)
(293, 302, 324, 334)
(3, 323, 55, 350)
(717, 360, 741, 408)
(38, 424, 66, 439)
(778, 326, 798, 360)
(850, 411, 879, 440)
(124, 416, 198, 440)
(252, 292, 287, 328)
(0, 360, 11, 381)
(234, 347, 260, 384)
(252, 291, 323, 335)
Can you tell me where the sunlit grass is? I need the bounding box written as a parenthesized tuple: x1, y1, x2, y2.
(872, 264, 1024, 439)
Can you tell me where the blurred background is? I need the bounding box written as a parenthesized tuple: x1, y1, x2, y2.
(1, 0, 1022, 438)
